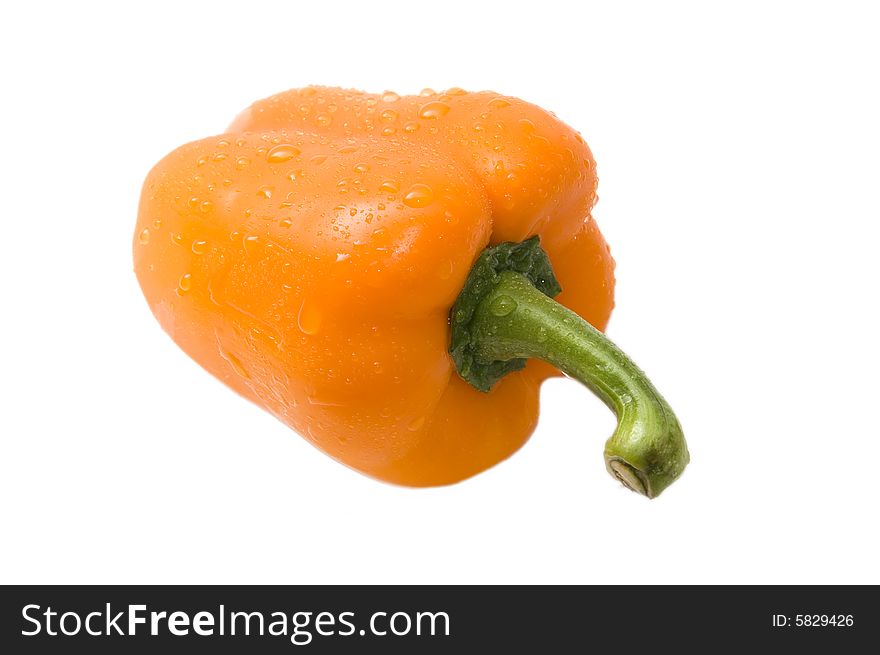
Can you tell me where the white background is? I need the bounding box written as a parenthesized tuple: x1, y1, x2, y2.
(2, 1, 878, 584)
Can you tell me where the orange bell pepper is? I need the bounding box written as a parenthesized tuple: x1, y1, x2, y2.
(134, 86, 688, 497)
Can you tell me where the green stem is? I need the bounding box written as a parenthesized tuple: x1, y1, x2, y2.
(468, 270, 688, 498)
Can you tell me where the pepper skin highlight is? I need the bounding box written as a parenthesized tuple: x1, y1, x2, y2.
(134, 86, 688, 496)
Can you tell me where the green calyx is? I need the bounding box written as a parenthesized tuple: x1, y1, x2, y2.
(448, 236, 689, 498)
(449, 236, 561, 392)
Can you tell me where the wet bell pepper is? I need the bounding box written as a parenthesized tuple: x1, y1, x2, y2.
(134, 86, 689, 497)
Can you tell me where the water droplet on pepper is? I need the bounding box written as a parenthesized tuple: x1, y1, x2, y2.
(438, 259, 453, 279)
(419, 101, 450, 119)
(489, 295, 517, 316)
(518, 118, 536, 133)
(267, 144, 301, 163)
(403, 184, 434, 208)
(298, 300, 322, 335)
(243, 234, 260, 255)
(178, 273, 192, 293)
